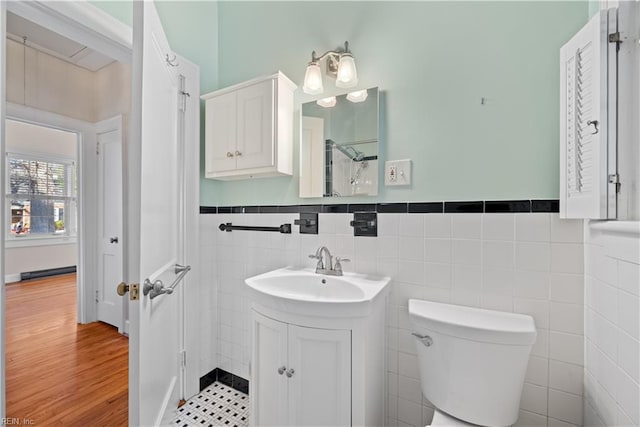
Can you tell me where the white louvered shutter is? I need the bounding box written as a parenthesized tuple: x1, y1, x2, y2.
(560, 9, 617, 219)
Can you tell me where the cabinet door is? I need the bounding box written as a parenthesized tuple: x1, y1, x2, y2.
(287, 325, 351, 427)
(251, 311, 288, 427)
(205, 92, 237, 174)
(559, 9, 617, 219)
(235, 79, 275, 170)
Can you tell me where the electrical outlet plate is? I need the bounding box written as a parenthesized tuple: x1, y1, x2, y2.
(385, 159, 411, 186)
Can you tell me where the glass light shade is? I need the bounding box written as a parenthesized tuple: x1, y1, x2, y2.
(303, 63, 323, 94)
(336, 53, 358, 88)
(316, 96, 337, 108)
(346, 89, 368, 103)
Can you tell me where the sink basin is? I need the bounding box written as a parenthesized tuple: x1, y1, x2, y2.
(245, 267, 391, 317)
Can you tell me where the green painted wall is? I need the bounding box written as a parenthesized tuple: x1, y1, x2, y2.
(92, 1, 588, 206)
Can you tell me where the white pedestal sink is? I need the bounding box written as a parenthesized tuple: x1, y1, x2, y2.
(245, 266, 391, 427)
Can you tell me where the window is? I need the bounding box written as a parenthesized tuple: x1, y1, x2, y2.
(6, 153, 77, 241)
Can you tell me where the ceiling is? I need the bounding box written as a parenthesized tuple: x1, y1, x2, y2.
(6, 11, 116, 72)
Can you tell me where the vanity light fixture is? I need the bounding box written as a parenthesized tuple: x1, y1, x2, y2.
(303, 41, 358, 95)
(316, 96, 337, 108)
(347, 89, 368, 103)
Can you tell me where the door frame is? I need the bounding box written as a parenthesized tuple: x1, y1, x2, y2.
(1, 0, 201, 419)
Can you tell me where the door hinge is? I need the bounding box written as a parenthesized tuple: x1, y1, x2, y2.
(180, 350, 187, 368)
(96, 141, 100, 155)
(608, 32, 621, 51)
(608, 173, 621, 193)
(95, 290, 99, 303)
(179, 90, 190, 112)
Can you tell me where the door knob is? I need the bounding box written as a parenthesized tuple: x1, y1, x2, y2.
(110, 236, 119, 244)
(226, 151, 234, 158)
(277, 366, 286, 375)
(285, 368, 295, 378)
(116, 282, 129, 296)
(235, 150, 242, 157)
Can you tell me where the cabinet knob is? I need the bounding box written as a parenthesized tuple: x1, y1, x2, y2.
(277, 366, 286, 375)
(285, 368, 295, 378)
(226, 151, 234, 158)
(235, 150, 242, 157)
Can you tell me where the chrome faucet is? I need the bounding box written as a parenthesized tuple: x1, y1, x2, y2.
(308, 246, 350, 276)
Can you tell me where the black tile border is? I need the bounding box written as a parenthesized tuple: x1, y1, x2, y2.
(485, 200, 531, 213)
(201, 199, 560, 215)
(444, 201, 484, 213)
(200, 368, 249, 395)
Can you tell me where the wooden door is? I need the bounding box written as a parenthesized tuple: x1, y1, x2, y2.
(96, 116, 124, 331)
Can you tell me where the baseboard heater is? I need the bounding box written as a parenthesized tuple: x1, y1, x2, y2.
(20, 265, 76, 281)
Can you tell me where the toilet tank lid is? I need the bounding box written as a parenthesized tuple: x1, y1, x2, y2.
(408, 299, 537, 346)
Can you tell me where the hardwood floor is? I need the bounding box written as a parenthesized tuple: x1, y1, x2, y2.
(5, 274, 128, 426)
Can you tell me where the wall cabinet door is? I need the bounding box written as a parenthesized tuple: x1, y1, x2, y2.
(205, 91, 237, 174)
(251, 311, 288, 427)
(287, 325, 351, 427)
(236, 79, 275, 170)
(251, 311, 351, 427)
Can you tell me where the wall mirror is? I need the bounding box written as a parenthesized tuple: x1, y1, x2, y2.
(300, 87, 379, 197)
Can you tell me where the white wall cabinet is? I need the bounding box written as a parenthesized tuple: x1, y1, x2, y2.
(251, 310, 351, 427)
(201, 72, 296, 180)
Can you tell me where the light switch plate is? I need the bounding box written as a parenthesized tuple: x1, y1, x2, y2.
(385, 159, 411, 186)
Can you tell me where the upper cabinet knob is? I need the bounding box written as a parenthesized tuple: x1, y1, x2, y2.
(235, 151, 242, 157)
(226, 151, 234, 158)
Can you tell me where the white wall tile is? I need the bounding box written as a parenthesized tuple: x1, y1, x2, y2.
(397, 398, 422, 427)
(482, 214, 515, 241)
(452, 265, 482, 292)
(516, 242, 551, 272)
(483, 240, 515, 269)
(378, 213, 400, 236)
(521, 382, 548, 415)
(452, 239, 482, 266)
(398, 351, 420, 379)
(424, 238, 451, 264)
(397, 261, 425, 285)
(515, 270, 550, 300)
(550, 273, 583, 304)
(398, 236, 425, 261)
(550, 302, 584, 335)
(514, 298, 550, 330)
(616, 368, 640, 425)
(618, 260, 640, 296)
(551, 243, 584, 274)
(452, 214, 481, 239)
(551, 216, 584, 243)
(483, 268, 515, 296)
(398, 375, 423, 404)
(515, 410, 548, 427)
(549, 359, 584, 395)
(617, 330, 640, 383)
(400, 214, 424, 237)
(548, 389, 583, 425)
(424, 214, 452, 238)
(618, 290, 640, 340)
(378, 236, 399, 259)
(525, 355, 549, 387)
(516, 214, 551, 242)
(424, 262, 451, 289)
(550, 331, 584, 365)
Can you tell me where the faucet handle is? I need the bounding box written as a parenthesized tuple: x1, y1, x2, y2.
(308, 254, 321, 259)
(334, 257, 350, 273)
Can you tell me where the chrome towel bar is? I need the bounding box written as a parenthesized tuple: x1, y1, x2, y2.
(143, 263, 191, 300)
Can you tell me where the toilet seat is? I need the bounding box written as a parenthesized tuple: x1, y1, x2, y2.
(429, 409, 478, 426)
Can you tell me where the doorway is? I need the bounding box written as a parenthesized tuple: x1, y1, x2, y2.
(3, 8, 129, 425)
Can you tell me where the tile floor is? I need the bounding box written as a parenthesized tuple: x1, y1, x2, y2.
(174, 382, 249, 427)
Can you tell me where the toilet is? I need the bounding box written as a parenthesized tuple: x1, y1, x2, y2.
(408, 299, 537, 427)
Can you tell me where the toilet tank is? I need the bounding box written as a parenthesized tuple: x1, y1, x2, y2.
(408, 299, 537, 427)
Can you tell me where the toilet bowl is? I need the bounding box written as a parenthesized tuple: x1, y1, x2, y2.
(409, 299, 537, 427)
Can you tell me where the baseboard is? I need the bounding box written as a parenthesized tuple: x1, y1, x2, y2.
(4, 273, 21, 283)
(20, 265, 76, 281)
(200, 368, 248, 395)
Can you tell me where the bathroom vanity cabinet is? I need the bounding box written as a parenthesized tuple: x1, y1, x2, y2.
(250, 304, 387, 427)
(201, 72, 296, 180)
